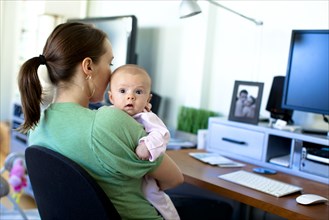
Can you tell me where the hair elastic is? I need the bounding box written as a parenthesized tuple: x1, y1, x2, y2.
(39, 55, 47, 65)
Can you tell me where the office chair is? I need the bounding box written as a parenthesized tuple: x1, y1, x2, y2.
(25, 146, 121, 220)
(167, 183, 233, 220)
(149, 92, 162, 115)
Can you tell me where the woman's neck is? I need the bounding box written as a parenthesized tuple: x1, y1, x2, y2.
(54, 82, 89, 107)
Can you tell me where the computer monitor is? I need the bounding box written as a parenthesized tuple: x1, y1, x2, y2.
(282, 30, 329, 116)
(69, 15, 138, 70)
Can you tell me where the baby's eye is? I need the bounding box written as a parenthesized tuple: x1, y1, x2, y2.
(136, 90, 144, 95)
(119, 89, 126, 94)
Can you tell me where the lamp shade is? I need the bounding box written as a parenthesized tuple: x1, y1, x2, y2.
(179, 0, 202, 19)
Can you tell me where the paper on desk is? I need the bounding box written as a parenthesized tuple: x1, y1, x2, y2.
(189, 152, 245, 167)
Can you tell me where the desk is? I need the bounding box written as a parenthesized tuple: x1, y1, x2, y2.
(167, 149, 329, 220)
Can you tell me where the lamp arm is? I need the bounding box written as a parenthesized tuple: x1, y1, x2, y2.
(207, 0, 263, 25)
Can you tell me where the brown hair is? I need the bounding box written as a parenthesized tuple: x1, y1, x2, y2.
(17, 22, 108, 133)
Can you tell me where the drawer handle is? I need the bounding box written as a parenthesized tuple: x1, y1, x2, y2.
(222, 137, 247, 145)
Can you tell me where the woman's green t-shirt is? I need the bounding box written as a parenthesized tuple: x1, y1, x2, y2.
(28, 103, 164, 219)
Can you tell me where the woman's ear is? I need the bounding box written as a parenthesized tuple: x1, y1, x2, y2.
(81, 57, 93, 77)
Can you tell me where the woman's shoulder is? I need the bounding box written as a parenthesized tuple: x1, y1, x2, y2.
(93, 106, 146, 138)
(98, 105, 121, 113)
(97, 106, 129, 119)
(94, 106, 139, 128)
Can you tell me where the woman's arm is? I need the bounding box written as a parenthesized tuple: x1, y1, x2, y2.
(148, 153, 184, 190)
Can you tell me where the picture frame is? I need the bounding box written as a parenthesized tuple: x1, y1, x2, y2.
(228, 80, 264, 125)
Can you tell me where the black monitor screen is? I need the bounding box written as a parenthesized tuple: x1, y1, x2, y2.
(69, 15, 137, 70)
(282, 30, 329, 116)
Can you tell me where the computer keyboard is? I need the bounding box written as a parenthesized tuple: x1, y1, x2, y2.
(218, 170, 303, 197)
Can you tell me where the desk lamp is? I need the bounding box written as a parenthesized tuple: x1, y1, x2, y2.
(179, 0, 263, 26)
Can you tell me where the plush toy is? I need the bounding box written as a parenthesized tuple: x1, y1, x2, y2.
(8, 158, 27, 202)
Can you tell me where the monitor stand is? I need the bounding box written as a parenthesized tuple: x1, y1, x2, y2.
(269, 113, 294, 125)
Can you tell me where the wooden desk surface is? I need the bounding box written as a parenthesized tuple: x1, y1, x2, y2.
(167, 149, 329, 220)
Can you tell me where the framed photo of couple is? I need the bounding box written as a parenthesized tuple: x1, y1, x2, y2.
(228, 80, 264, 125)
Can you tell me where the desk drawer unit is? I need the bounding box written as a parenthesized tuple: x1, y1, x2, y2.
(207, 123, 265, 160)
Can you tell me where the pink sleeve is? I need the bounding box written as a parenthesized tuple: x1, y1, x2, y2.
(133, 112, 170, 162)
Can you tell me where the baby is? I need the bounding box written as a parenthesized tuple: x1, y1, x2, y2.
(108, 64, 180, 220)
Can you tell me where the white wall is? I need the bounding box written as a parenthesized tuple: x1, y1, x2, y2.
(88, 0, 329, 130)
(87, 0, 211, 129)
(207, 1, 329, 130)
(0, 0, 86, 122)
(1, 0, 328, 131)
(0, 1, 22, 122)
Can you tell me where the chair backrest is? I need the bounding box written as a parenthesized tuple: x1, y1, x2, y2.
(25, 146, 121, 220)
(149, 92, 162, 115)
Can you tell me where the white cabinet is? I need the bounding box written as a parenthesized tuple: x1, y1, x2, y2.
(207, 123, 265, 161)
(206, 118, 329, 184)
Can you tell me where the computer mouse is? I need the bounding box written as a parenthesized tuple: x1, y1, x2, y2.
(253, 167, 277, 174)
(296, 194, 328, 205)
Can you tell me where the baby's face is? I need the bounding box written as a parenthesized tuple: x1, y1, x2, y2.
(109, 70, 151, 116)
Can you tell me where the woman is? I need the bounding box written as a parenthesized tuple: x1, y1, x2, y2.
(17, 22, 183, 219)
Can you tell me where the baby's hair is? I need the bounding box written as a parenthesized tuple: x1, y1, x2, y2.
(110, 64, 152, 90)
(111, 64, 149, 78)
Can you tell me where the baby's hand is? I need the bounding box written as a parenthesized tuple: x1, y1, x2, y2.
(136, 142, 151, 160)
(144, 103, 152, 112)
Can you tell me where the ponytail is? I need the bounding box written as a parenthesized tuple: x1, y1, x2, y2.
(17, 56, 44, 134)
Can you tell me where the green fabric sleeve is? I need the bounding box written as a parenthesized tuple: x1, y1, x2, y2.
(92, 106, 163, 179)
